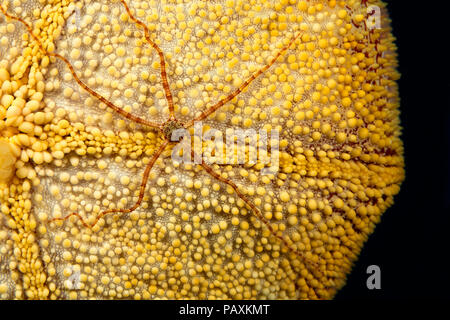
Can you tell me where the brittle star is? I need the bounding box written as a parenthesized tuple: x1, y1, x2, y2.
(1, 1, 323, 273)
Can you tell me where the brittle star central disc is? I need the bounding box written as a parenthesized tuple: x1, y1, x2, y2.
(162, 119, 184, 142)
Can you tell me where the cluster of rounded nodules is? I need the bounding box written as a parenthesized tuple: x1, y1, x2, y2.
(0, 0, 403, 300)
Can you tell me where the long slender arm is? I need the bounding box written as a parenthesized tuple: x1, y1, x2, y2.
(50, 140, 168, 228)
(197, 159, 327, 280)
(191, 148, 314, 266)
(52, 53, 162, 128)
(0, 5, 161, 129)
(184, 32, 302, 128)
(119, 0, 175, 119)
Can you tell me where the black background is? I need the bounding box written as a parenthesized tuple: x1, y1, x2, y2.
(336, 0, 449, 299)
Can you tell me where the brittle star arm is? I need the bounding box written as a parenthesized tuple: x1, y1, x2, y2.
(50, 140, 169, 228)
(184, 32, 302, 129)
(0, 5, 161, 129)
(197, 159, 328, 282)
(119, 0, 175, 119)
(192, 149, 315, 266)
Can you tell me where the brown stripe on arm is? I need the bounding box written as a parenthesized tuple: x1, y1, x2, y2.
(51, 53, 162, 128)
(50, 140, 169, 229)
(0, 5, 162, 129)
(191, 148, 319, 271)
(184, 32, 302, 128)
(87, 139, 169, 228)
(119, 0, 176, 119)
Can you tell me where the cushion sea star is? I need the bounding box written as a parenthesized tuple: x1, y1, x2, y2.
(0, 0, 404, 299)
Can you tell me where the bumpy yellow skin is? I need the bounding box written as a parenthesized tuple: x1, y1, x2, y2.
(0, 0, 404, 299)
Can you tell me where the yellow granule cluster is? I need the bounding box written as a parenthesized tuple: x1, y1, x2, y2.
(0, 0, 403, 299)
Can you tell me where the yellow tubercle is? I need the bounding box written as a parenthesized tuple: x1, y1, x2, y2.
(0, 139, 17, 184)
